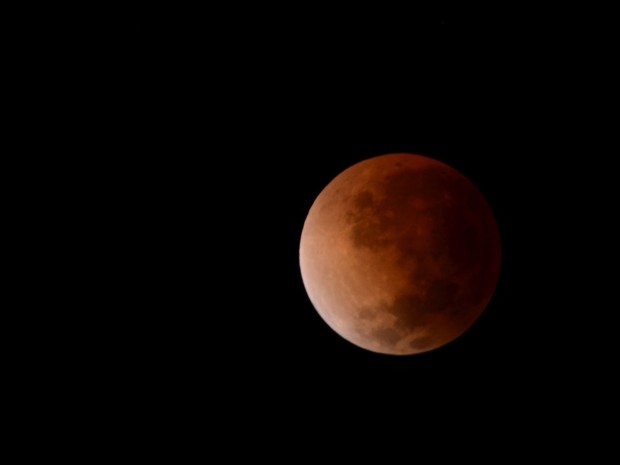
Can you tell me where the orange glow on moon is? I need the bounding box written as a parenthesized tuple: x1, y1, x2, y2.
(299, 153, 501, 355)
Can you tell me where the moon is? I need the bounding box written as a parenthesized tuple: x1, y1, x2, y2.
(299, 153, 501, 355)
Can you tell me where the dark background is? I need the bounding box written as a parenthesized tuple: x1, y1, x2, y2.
(44, 8, 614, 449)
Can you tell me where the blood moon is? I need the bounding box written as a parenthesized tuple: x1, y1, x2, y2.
(299, 153, 501, 355)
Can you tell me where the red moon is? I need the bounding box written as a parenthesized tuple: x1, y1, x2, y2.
(299, 153, 501, 355)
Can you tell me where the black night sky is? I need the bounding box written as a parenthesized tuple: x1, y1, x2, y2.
(83, 9, 615, 448)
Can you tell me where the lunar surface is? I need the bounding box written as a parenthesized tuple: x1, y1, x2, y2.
(299, 153, 501, 355)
